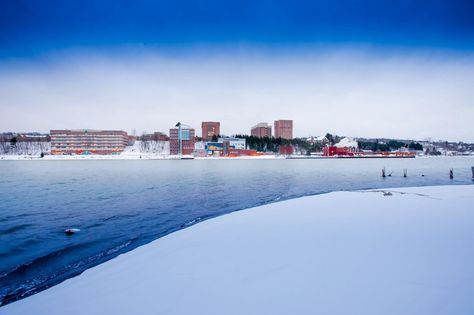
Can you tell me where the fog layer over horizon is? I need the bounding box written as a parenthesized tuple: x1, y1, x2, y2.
(1, 47, 473, 142)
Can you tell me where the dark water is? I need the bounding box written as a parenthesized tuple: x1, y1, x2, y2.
(0, 157, 473, 305)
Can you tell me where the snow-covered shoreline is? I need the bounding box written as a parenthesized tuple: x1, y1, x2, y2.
(0, 154, 282, 160)
(1, 154, 473, 161)
(2, 185, 474, 314)
(0, 154, 285, 161)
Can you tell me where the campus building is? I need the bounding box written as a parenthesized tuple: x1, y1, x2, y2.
(206, 137, 246, 156)
(201, 121, 220, 141)
(274, 120, 293, 140)
(251, 123, 272, 138)
(140, 132, 169, 141)
(204, 137, 262, 157)
(169, 125, 196, 155)
(50, 129, 129, 155)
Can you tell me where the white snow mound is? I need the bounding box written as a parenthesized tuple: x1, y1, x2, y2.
(2, 185, 474, 315)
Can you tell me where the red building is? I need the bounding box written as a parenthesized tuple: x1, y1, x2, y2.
(279, 145, 294, 155)
(323, 146, 416, 158)
(16, 133, 50, 142)
(141, 132, 169, 141)
(323, 146, 356, 156)
(201, 121, 220, 141)
(274, 120, 293, 139)
(251, 123, 272, 138)
(170, 126, 195, 155)
(226, 149, 262, 157)
(50, 129, 129, 155)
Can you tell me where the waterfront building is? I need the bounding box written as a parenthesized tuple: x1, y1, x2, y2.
(219, 137, 246, 150)
(50, 129, 129, 155)
(322, 146, 415, 158)
(17, 133, 50, 142)
(193, 141, 207, 157)
(201, 122, 220, 141)
(251, 123, 272, 138)
(205, 137, 246, 156)
(279, 145, 294, 155)
(274, 120, 293, 140)
(1, 132, 50, 142)
(170, 124, 196, 155)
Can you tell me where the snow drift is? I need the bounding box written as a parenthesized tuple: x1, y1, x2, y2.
(2, 185, 474, 315)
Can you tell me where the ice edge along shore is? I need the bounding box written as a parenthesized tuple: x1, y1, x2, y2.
(2, 184, 474, 315)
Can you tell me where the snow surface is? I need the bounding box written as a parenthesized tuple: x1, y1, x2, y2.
(0, 141, 50, 156)
(2, 185, 474, 315)
(334, 137, 358, 148)
(121, 140, 170, 157)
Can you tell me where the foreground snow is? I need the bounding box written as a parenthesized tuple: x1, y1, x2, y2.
(2, 185, 474, 315)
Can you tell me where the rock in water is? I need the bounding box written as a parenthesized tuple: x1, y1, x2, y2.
(65, 228, 80, 235)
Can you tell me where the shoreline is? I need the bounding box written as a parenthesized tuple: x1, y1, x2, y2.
(0, 155, 281, 160)
(1, 154, 473, 161)
(2, 184, 474, 314)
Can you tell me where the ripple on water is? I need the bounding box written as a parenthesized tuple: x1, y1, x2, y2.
(0, 239, 136, 305)
(0, 223, 34, 236)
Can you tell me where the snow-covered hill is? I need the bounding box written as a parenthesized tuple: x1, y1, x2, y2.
(121, 141, 170, 156)
(0, 141, 169, 158)
(4, 185, 474, 314)
(0, 141, 50, 156)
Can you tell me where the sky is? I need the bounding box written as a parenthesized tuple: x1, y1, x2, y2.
(1, 0, 473, 141)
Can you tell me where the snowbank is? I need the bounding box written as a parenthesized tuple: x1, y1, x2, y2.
(2, 185, 474, 315)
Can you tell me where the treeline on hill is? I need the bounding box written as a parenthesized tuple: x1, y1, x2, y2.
(357, 140, 423, 152)
(234, 133, 423, 154)
(234, 135, 324, 154)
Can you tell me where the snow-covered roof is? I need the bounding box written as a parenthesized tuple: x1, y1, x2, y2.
(307, 136, 329, 142)
(252, 122, 271, 129)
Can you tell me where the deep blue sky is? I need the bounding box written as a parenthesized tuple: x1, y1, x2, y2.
(1, 0, 474, 58)
(1, 0, 474, 141)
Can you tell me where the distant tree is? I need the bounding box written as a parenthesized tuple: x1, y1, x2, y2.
(408, 142, 423, 151)
(325, 133, 335, 145)
(378, 143, 390, 152)
(357, 139, 393, 152)
(10, 136, 17, 146)
(211, 134, 218, 142)
(387, 140, 405, 150)
(233, 134, 328, 154)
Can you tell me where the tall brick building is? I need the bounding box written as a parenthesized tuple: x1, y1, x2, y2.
(170, 125, 195, 155)
(201, 121, 220, 141)
(140, 132, 169, 141)
(274, 120, 293, 140)
(251, 123, 272, 138)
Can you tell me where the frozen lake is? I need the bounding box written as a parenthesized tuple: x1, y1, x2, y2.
(0, 157, 473, 305)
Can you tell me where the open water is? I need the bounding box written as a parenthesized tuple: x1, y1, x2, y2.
(0, 157, 473, 305)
